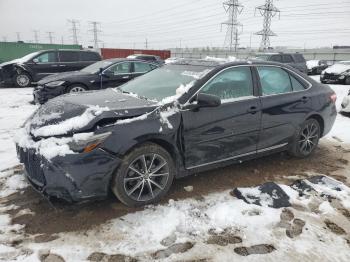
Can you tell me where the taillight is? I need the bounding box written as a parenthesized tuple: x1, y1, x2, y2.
(330, 93, 337, 103)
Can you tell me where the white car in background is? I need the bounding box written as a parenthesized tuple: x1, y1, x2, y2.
(320, 61, 350, 85)
(341, 90, 350, 113)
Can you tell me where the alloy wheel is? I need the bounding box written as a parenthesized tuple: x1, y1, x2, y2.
(69, 86, 86, 93)
(16, 74, 30, 87)
(298, 122, 319, 155)
(124, 154, 169, 202)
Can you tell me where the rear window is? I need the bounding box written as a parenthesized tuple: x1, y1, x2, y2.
(293, 54, 305, 63)
(270, 55, 282, 62)
(80, 52, 100, 61)
(59, 51, 79, 62)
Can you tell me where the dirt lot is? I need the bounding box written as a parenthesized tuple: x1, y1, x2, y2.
(2, 139, 349, 238)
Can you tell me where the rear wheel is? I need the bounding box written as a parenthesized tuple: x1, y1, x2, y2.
(289, 119, 320, 158)
(15, 72, 32, 87)
(345, 77, 350, 85)
(67, 85, 87, 93)
(111, 143, 175, 207)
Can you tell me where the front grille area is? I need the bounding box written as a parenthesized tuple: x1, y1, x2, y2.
(324, 73, 340, 80)
(20, 148, 46, 187)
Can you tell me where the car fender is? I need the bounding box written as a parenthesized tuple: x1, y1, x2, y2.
(13, 64, 34, 78)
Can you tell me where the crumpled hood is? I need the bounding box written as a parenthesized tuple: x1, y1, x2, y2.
(38, 71, 91, 84)
(324, 64, 350, 74)
(29, 88, 158, 137)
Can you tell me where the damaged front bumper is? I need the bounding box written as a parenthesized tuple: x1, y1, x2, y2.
(33, 85, 66, 104)
(16, 145, 121, 202)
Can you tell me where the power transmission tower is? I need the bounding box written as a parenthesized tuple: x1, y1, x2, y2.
(89, 21, 102, 48)
(255, 0, 280, 51)
(222, 0, 243, 52)
(68, 19, 80, 45)
(16, 32, 21, 41)
(33, 30, 40, 43)
(47, 31, 54, 44)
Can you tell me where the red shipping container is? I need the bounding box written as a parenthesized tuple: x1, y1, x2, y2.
(101, 48, 171, 60)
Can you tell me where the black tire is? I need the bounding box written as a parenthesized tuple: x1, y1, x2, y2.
(14, 72, 32, 87)
(345, 77, 350, 85)
(111, 143, 175, 207)
(66, 84, 87, 94)
(289, 118, 320, 158)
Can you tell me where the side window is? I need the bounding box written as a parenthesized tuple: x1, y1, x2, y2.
(293, 54, 305, 63)
(270, 55, 282, 62)
(80, 52, 100, 61)
(282, 55, 293, 63)
(200, 67, 254, 101)
(134, 62, 154, 73)
(105, 62, 131, 75)
(257, 66, 292, 95)
(59, 51, 79, 62)
(290, 75, 306, 91)
(35, 52, 57, 63)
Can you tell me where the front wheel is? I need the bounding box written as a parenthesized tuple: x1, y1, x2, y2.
(289, 119, 320, 158)
(67, 85, 87, 94)
(15, 72, 32, 87)
(111, 143, 175, 207)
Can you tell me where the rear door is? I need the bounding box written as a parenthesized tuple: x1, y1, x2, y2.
(29, 51, 60, 80)
(181, 66, 261, 169)
(255, 65, 312, 151)
(58, 51, 81, 72)
(132, 61, 158, 78)
(79, 52, 101, 69)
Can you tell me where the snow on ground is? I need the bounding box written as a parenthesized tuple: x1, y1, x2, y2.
(0, 78, 350, 261)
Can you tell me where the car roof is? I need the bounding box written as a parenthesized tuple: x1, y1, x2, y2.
(103, 58, 159, 64)
(129, 54, 158, 57)
(170, 58, 292, 68)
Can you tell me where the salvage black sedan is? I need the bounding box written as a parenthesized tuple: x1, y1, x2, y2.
(16, 60, 337, 207)
(33, 58, 159, 104)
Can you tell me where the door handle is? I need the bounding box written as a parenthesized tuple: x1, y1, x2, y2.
(59, 65, 67, 67)
(247, 106, 259, 114)
(122, 76, 130, 79)
(300, 96, 309, 103)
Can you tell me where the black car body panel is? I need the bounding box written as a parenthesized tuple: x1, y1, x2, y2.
(16, 60, 337, 202)
(255, 53, 308, 74)
(0, 49, 101, 86)
(33, 59, 159, 104)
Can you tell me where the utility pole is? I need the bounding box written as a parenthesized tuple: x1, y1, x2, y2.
(33, 30, 40, 43)
(255, 0, 280, 51)
(222, 0, 243, 52)
(2, 36, 7, 42)
(68, 19, 80, 45)
(47, 31, 54, 44)
(89, 21, 101, 48)
(16, 32, 21, 42)
(61, 36, 64, 45)
(145, 38, 148, 49)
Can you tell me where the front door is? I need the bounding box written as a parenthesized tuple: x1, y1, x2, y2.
(29, 51, 60, 81)
(101, 62, 133, 88)
(181, 66, 261, 169)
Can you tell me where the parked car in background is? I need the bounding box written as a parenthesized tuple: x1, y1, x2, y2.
(17, 60, 337, 207)
(306, 60, 330, 75)
(254, 53, 308, 74)
(341, 89, 350, 114)
(0, 49, 101, 87)
(320, 61, 350, 85)
(33, 58, 159, 104)
(127, 54, 164, 64)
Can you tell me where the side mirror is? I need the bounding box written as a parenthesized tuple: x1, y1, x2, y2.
(196, 93, 221, 108)
(32, 58, 39, 63)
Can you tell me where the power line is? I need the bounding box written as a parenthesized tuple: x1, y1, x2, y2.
(47, 31, 54, 44)
(222, 0, 244, 52)
(16, 32, 21, 42)
(32, 30, 40, 43)
(89, 21, 102, 48)
(255, 0, 280, 51)
(68, 19, 80, 45)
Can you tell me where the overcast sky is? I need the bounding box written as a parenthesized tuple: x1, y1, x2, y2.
(0, 0, 349, 49)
